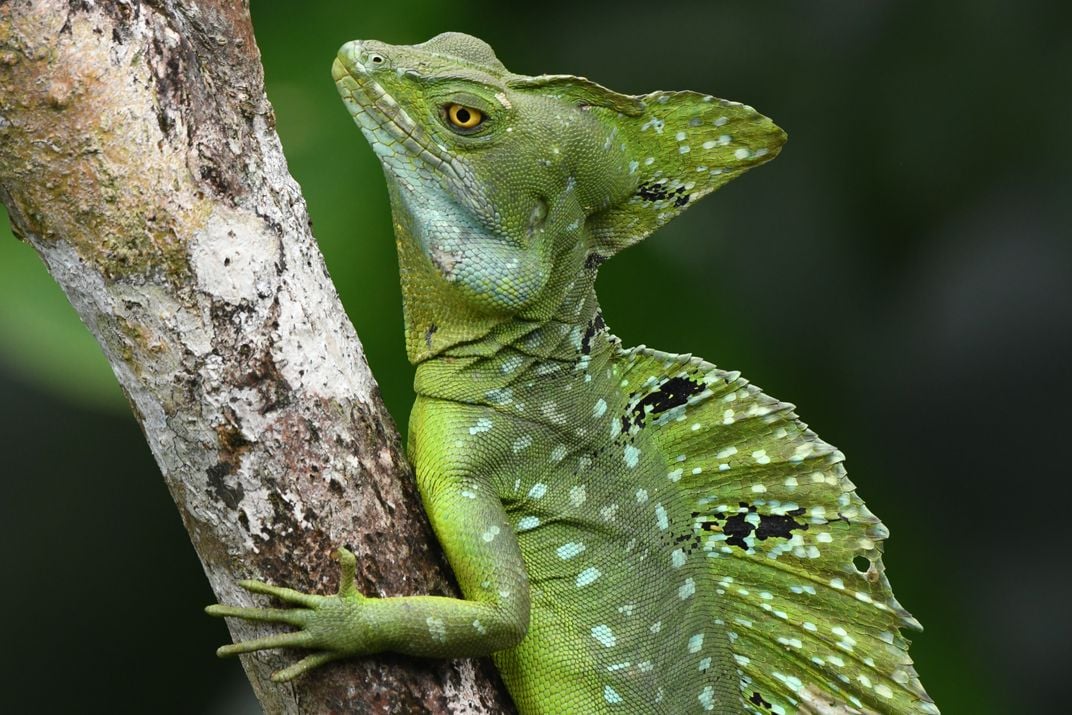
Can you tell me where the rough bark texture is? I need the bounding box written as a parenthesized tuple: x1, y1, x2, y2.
(0, 1, 514, 712)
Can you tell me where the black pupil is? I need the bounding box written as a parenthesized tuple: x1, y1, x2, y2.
(456, 107, 471, 124)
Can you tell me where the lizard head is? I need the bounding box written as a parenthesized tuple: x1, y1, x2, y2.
(333, 33, 786, 358)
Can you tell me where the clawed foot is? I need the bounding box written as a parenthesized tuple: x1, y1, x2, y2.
(206, 547, 369, 682)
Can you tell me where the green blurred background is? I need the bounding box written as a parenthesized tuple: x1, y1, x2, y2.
(2, 1, 1069, 712)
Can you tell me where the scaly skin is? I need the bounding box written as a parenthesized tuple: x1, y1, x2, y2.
(208, 33, 938, 714)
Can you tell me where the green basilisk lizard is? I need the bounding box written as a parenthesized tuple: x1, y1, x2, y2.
(208, 32, 937, 714)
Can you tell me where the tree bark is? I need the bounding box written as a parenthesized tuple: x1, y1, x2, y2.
(0, 1, 513, 712)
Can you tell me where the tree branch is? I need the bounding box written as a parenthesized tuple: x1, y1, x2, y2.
(0, 1, 513, 712)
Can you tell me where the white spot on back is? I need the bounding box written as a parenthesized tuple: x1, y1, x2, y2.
(655, 504, 669, 530)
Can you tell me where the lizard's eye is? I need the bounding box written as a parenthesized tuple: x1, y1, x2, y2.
(446, 104, 485, 131)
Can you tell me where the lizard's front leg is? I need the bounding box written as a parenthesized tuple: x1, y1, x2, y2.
(207, 425, 530, 681)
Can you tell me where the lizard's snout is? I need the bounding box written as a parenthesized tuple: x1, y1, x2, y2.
(335, 40, 391, 77)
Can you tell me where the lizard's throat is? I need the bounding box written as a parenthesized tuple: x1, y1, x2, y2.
(391, 208, 602, 366)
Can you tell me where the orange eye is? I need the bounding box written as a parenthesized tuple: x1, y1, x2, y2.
(447, 104, 484, 129)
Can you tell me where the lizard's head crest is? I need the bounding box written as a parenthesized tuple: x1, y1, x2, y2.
(334, 33, 786, 359)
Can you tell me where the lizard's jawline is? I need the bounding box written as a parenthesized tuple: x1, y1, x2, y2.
(336, 61, 501, 228)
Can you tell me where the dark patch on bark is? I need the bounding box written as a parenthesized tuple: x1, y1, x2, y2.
(148, 28, 186, 138)
(206, 461, 243, 509)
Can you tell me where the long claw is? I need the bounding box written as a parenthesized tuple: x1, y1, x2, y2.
(237, 579, 323, 608)
(216, 630, 316, 657)
(205, 604, 308, 626)
(271, 652, 343, 682)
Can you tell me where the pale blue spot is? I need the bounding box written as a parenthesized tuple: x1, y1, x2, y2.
(469, 418, 493, 435)
(516, 515, 540, 531)
(593, 398, 608, 418)
(699, 685, 715, 710)
(679, 577, 696, 599)
(557, 542, 586, 560)
(592, 624, 616, 647)
(576, 566, 601, 587)
(688, 632, 705, 653)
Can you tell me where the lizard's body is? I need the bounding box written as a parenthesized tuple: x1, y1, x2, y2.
(209, 33, 937, 714)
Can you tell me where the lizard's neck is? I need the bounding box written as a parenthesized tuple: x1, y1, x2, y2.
(396, 212, 605, 366)
(405, 242, 614, 403)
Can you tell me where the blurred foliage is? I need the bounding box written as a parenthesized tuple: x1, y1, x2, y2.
(4, 0, 1071, 712)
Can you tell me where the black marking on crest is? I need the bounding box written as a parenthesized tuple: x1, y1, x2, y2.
(701, 503, 808, 551)
(750, 691, 773, 709)
(581, 312, 606, 355)
(636, 180, 690, 207)
(585, 252, 607, 270)
(755, 507, 808, 541)
(621, 376, 705, 431)
(424, 322, 438, 350)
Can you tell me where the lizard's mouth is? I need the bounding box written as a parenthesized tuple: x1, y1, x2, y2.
(332, 43, 469, 187)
